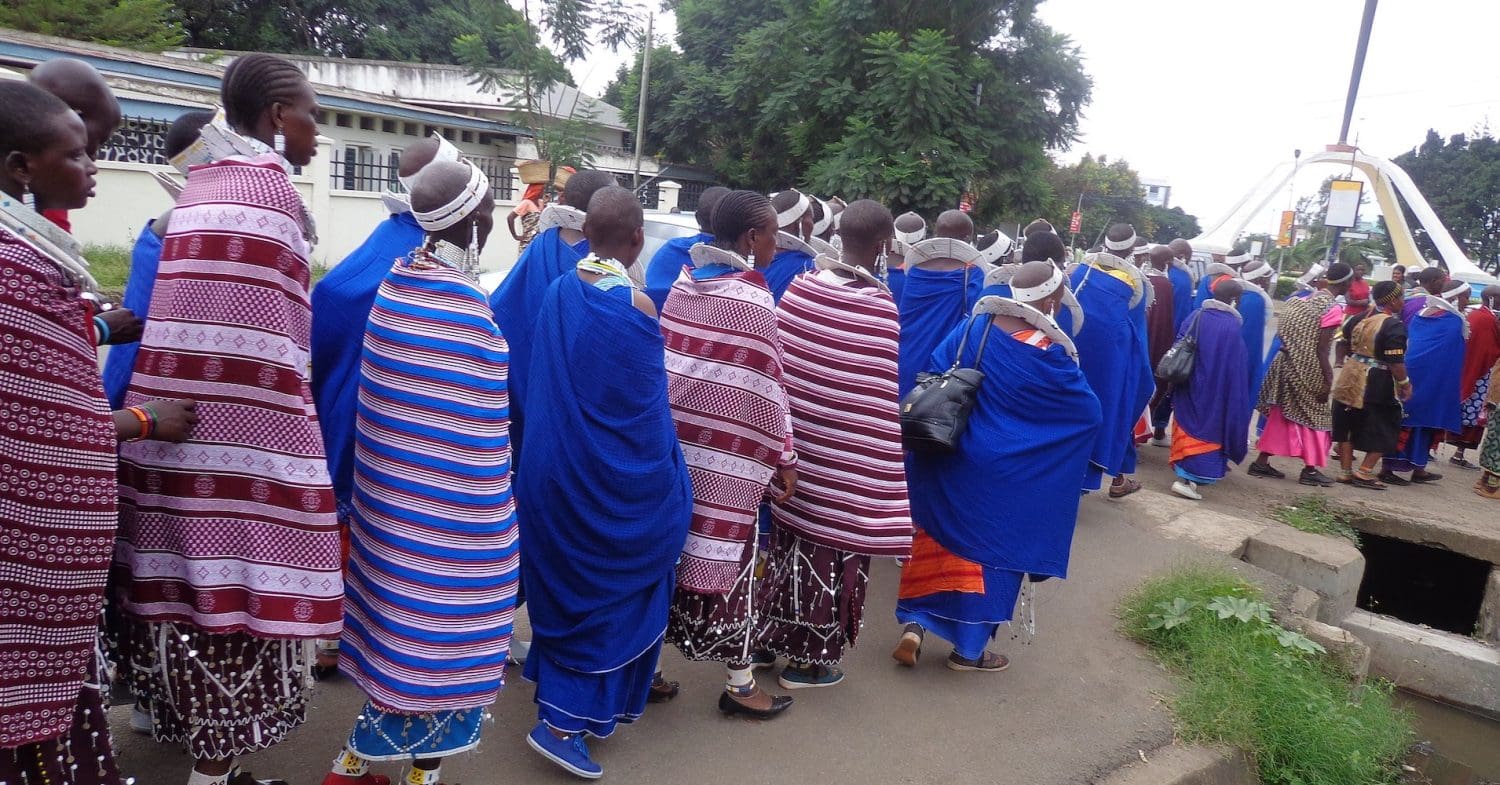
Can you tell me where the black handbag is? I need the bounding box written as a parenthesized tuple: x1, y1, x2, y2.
(1156, 310, 1203, 385)
(900, 314, 993, 453)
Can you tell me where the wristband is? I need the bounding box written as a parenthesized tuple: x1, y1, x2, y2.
(127, 406, 151, 441)
(93, 315, 110, 346)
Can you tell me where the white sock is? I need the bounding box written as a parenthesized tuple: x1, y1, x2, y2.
(726, 665, 754, 688)
(185, 770, 230, 785)
(331, 748, 369, 778)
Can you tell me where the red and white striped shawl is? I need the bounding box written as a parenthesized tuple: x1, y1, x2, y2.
(116, 157, 343, 639)
(0, 228, 117, 748)
(772, 270, 912, 556)
(661, 268, 792, 594)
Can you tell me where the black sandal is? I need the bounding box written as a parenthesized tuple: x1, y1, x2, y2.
(1412, 470, 1443, 484)
(647, 672, 680, 703)
(1350, 472, 1388, 491)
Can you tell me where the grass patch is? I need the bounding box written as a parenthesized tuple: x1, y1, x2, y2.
(1271, 496, 1362, 544)
(1121, 565, 1413, 785)
(83, 244, 132, 298)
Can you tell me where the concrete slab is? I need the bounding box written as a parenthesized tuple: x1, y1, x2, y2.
(1291, 618, 1371, 680)
(1094, 744, 1255, 785)
(1289, 586, 1322, 620)
(1347, 504, 1500, 566)
(1155, 509, 1269, 558)
(1112, 488, 1202, 528)
(1478, 566, 1500, 644)
(1244, 525, 1365, 624)
(1343, 609, 1500, 718)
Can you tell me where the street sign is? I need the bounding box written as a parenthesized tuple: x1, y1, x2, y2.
(1325, 179, 1363, 228)
(1277, 210, 1295, 247)
(1069, 211, 1082, 233)
(1342, 231, 1369, 240)
(1249, 240, 1264, 257)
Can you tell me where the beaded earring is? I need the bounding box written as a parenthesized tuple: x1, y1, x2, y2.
(273, 129, 286, 156)
(21, 182, 35, 210)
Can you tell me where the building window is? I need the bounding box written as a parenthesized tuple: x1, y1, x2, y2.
(335, 113, 353, 128)
(359, 116, 376, 131)
(317, 110, 331, 125)
(95, 116, 171, 165)
(461, 130, 474, 144)
(382, 119, 396, 134)
(387, 150, 402, 191)
(404, 123, 419, 136)
(340, 145, 379, 191)
(442, 129, 456, 141)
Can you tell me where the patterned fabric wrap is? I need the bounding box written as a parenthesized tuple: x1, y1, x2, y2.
(0, 229, 118, 749)
(116, 157, 343, 638)
(341, 259, 519, 714)
(1258, 291, 1337, 430)
(662, 270, 792, 594)
(1332, 313, 1393, 410)
(772, 271, 912, 556)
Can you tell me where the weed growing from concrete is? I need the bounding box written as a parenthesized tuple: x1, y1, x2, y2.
(1271, 495, 1362, 545)
(1121, 565, 1412, 785)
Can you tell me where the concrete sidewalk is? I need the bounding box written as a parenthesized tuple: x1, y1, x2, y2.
(109, 497, 1240, 785)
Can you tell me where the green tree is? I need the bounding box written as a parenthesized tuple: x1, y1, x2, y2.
(0, 0, 184, 52)
(1392, 129, 1500, 274)
(1042, 154, 1146, 244)
(616, 0, 1089, 217)
(1142, 204, 1202, 244)
(601, 44, 683, 158)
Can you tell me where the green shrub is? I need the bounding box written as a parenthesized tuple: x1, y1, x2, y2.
(1273, 275, 1300, 299)
(1271, 496, 1362, 544)
(83, 244, 132, 298)
(1121, 566, 1412, 785)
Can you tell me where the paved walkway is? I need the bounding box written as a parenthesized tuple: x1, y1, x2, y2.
(110, 498, 1212, 785)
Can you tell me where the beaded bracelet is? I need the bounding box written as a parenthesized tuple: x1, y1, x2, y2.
(93, 315, 111, 346)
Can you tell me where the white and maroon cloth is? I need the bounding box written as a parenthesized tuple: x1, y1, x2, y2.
(116, 156, 343, 639)
(772, 270, 913, 556)
(0, 224, 117, 748)
(661, 268, 793, 594)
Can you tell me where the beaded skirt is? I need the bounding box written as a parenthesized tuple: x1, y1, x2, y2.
(0, 671, 120, 785)
(759, 527, 870, 666)
(346, 702, 486, 762)
(666, 543, 764, 664)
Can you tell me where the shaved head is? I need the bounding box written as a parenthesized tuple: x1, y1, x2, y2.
(1105, 223, 1136, 247)
(934, 210, 974, 242)
(1482, 284, 1500, 307)
(894, 212, 926, 234)
(398, 136, 444, 179)
(837, 199, 893, 263)
(563, 170, 617, 211)
(30, 58, 120, 157)
(1212, 277, 1243, 303)
(409, 160, 479, 215)
(1022, 231, 1067, 265)
(1168, 238, 1192, 260)
(583, 185, 645, 263)
(1023, 219, 1055, 238)
(1148, 244, 1175, 268)
(1012, 260, 1058, 289)
(694, 185, 730, 232)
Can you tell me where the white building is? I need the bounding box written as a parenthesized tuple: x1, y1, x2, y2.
(1141, 177, 1172, 208)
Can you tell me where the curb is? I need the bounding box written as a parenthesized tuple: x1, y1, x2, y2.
(1094, 744, 1255, 785)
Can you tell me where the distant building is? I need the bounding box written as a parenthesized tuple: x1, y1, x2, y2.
(1141, 177, 1172, 208)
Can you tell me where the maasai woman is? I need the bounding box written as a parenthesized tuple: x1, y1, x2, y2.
(1475, 357, 1500, 499)
(886, 211, 928, 305)
(762, 189, 817, 302)
(1449, 286, 1500, 469)
(1249, 262, 1352, 486)
(896, 228, 987, 397)
(762, 200, 912, 690)
(1380, 281, 1469, 485)
(1332, 282, 1412, 490)
(0, 80, 197, 785)
(115, 54, 341, 785)
(1168, 279, 1251, 501)
(643, 185, 729, 311)
(322, 160, 516, 785)
(519, 186, 692, 778)
(662, 190, 799, 719)
(508, 181, 546, 252)
(894, 262, 1101, 671)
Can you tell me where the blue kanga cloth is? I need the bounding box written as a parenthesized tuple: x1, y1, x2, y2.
(347, 702, 485, 761)
(888, 266, 907, 306)
(762, 247, 814, 302)
(897, 266, 986, 396)
(101, 222, 163, 409)
(310, 212, 425, 512)
(1070, 265, 1154, 489)
(1384, 427, 1442, 472)
(896, 569, 1025, 660)
(1168, 265, 1195, 332)
(523, 635, 659, 738)
(906, 317, 1101, 578)
(644, 232, 709, 312)
(1240, 288, 1269, 405)
(1401, 310, 1465, 432)
(488, 226, 590, 435)
(517, 273, 692, 674)
(1173, 307, 1251, 483)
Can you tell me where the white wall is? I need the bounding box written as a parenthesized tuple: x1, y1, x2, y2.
(73, 138, 523, 277)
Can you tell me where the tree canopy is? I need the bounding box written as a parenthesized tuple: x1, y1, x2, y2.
(1034, 154, 1199, 245)
(1392, 129, 1500, 274)
(0, 0, 184, 52)
(606, 0, 1091, 218)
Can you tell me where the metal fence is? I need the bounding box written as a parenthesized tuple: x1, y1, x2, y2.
(330, 147, 518, 201)
(97, 116, 172, 166)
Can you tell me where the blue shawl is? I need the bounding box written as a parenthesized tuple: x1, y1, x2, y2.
(1168, 265, 1194, 331)
(763, 247, 814, 302)
(644, 232, 709, 312)
(1240, 288, 1269, 404)
(310, 212, 424, 511)
(897, 266, 985, 396)
(101, 222, 163, 409)
(1174, 307, 1251, 464)
(488, 226, 590, 425)
(906, 318, 1101, 577)
(1402, 310, 1465, 432)
(517, 273, 692, 673)
(1070, 265, 1154, 483)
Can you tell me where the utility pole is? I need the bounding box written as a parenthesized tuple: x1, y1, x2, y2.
(1337, 0, 1379, 146)
(632, 12, 653, 196)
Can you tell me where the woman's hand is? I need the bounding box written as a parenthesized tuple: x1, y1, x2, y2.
(143, 399, 199, 442)
(99, 308, 143, 344)
(767, 465, 798, 503)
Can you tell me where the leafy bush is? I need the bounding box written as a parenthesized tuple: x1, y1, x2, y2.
(83, 244, 132, 299)
(1274, 275, 1300, 299)
(1121, 566, 1412, 785)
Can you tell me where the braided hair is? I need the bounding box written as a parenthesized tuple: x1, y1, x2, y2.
(221, 54, 309, 133)
(711, 190, 775, 249)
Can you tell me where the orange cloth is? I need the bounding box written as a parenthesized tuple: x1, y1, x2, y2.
(898, 529, 985, 600)
(1169, 422, 1221, 464)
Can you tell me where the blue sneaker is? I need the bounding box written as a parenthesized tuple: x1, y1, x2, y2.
(527, 723, 603, 779)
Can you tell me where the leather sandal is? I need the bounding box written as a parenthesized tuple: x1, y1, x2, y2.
(717, 686, 792, 719)
(647, 672, 680, 703)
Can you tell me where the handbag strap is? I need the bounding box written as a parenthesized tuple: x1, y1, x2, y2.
(947, 313, 994, 372)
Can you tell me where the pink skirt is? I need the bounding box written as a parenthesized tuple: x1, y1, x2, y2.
(1256, 407, 1331, 467)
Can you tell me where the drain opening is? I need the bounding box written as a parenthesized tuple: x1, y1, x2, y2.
(1355, 531, 1490, 636)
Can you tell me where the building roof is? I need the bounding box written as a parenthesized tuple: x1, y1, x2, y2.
(0, 29, 532, 136)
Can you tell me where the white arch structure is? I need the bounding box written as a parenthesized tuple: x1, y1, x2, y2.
(1190, 145, 1488, 278)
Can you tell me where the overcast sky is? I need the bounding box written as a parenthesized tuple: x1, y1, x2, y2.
(570, 0, 1499, 232)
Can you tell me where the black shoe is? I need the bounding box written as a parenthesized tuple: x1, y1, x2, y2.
(1377, 471, 1412, 486)
(1299, 468, 1335, 487)
(1411, 470, 1443, 484)
(717, 688, 792, 719)
(1248, 462, 1286, 479)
